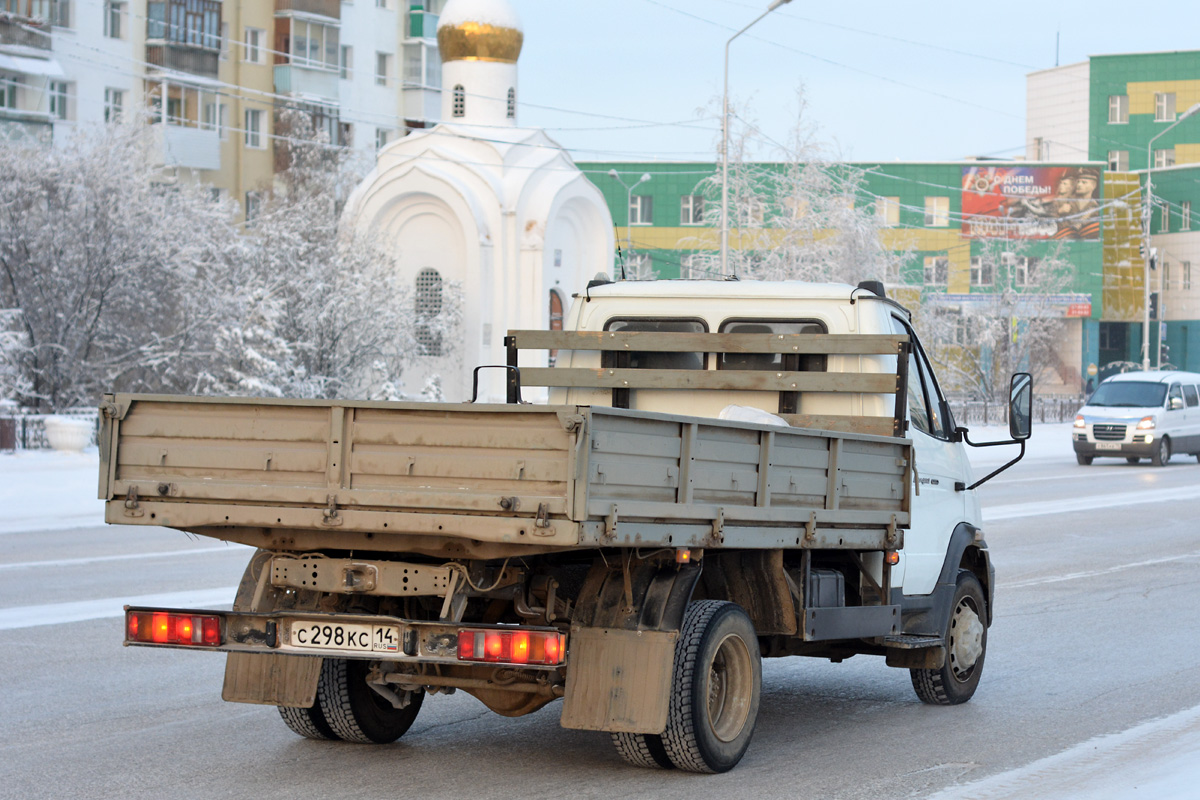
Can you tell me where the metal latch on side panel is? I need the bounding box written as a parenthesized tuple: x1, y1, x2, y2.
(604, 504, 618, 542)
(533, 502, 552, 534)
(708, 508, 725, 546)
(123, 485, 144, 518)
(323, 494, 343, 526)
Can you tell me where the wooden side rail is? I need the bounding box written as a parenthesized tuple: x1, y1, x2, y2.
(509, 330, 907, 355)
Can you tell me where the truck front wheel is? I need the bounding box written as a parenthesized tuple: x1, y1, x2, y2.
(660, 601, 761, 773)
(910, 570, 987, 705)
(317, 658, 424, 743)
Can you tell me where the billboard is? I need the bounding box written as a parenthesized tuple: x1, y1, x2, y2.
(961, 166, 1101, 240)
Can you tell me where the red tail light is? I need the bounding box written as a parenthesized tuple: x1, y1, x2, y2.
(456, 628, 565, 666)
(126, 610, 223, 647)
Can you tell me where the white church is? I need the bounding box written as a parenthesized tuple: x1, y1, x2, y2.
(341, 0, 615, 402)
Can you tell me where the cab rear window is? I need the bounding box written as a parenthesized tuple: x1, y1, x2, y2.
(603, 318, 707, 370)
(717, 320, 826, 372)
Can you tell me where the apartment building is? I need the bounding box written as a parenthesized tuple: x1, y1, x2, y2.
(0, 0, 444, 218)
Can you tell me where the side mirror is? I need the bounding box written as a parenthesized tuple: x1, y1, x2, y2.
(1009, 372, 1033, 441)
(1170, 397, 1184, 411)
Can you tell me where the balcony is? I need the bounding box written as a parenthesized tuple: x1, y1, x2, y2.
(0, 107, 52, 146)
(407, 11, 438, 39)
(150, 123, 220, 171)
(0, 15, 51, 50)
(274, 64, 338, 100)
(145, 42, 218, 79)
(275, 0, 339, 19)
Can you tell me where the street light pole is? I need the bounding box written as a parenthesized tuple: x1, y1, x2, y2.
(609, 169, 651, 277)
(721, 0, 793, 277)
(1142, 101, 1200, 370)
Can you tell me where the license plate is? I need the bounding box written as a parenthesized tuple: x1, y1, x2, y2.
(1096, 442, 1122, 450)
(287, 621, 401, 654)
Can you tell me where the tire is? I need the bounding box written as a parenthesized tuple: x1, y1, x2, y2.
(1075, 453, 1093, 465)
(610, 732, 675, 769)
(1126, 457, 1140, 464)
(661, 601, 761, 774)
(278, 702, 339, 740)
(1151, 437, 1171, 467)
(911, 571, 987, 706)
(317, 658, 424, 744)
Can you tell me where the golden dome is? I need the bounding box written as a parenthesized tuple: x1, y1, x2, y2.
(437, 21, 523, 64)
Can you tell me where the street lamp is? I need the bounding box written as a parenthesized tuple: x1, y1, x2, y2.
(721, 0, 793, 277)
(1142, 101, 1200, 370)
(609, 169, 651, 277)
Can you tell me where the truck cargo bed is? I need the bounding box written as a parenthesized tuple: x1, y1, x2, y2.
(99, 395, 911, 556)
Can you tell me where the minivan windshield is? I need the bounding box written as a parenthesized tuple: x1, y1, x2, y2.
(1088, 381, 1167, 408)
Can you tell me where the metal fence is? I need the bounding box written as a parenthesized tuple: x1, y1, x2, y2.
(949, 395, 1084, 428)
(0, 410, 101, 451)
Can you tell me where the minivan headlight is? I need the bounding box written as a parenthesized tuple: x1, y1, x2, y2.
(1136, 416, 1156, 430)
(1073, 415, 1086, 429)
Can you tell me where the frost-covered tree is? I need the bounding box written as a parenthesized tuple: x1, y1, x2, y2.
(0, 124, 241, 410)
(683, 92, 906, 286)
(914, 239, 1076, 401)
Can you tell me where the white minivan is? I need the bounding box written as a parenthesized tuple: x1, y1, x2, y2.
(1073, 370, 1200, 466)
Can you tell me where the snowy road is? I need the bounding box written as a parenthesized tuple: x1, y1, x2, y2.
(1, 428, 1199, 799)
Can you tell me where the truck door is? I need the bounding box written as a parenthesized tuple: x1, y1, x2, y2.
(891, 317, 973, 596)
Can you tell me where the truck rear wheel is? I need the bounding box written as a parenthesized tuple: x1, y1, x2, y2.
(317, 658, 424, 744)
(911, 570, 987, 706)
(278, 703, 339, 740)
(610, 732, 674, 769)
(660, 601, 761, 774)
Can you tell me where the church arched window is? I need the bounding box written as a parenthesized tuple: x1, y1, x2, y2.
(453, 85, 465, 118)
(415, 268, 444, 356)
(506, 88, 516, 119)
(548, 289, 563, 366)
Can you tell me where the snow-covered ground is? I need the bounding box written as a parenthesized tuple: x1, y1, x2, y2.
(4, 427, 1199, 797)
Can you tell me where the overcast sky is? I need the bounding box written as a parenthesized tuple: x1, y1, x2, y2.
(514, 0, 1198, 164)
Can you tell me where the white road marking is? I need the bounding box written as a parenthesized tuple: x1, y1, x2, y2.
(0, 545, 251, 571)
(983, 484, 1200, 522)
(926, 704, 1200, 799)
(0, 587, 237, 631)
(1004, 551, 1200, 589)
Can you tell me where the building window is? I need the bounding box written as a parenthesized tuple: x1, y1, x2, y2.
(923, 256, 948, 286)
(1184, 261, 1192, 291)
(375, 0, 389, 7)
(375, 128, 391, 150)
(244, 27, 264, 63)
(1108, 94, 1128, 124)
(103, 1, 124, 38)
(1164, 260, 1172, 289)
(1155, 92, 1177, 123)
(219, 22, 228, 59)
(1033, 137, 1046, 161)
(375, 52, 391, 86)
(285, 19, 340, 71)
(680, 255, 708, 280)
(1154, 148, 1176, 169)
(1159, 200, 1170, 233)
(680, 195, 704, 225)
(452, 83, 464, 116)
(218, 103, 227, 139)
(630, 194, 653, 225)
(244, 191, 262, 224)
(1108, 150, 1129, 171)
(970, 256, 993, 287)
(147, 0, 220, 48)
(1, 75, 17, 110)
(415, 267, 444, 356)
(103, 87, 124, 122)
(48, 81, 70, 120)
(50, 0, 71, 27)
(1006, 254, 1039, 287)
(876, 196, 900, 227)
(1183, 201, 1192, 231)
(340, 45, 352, 79)
(924, 196, 949, 227)
(506, 87, 515, 119)
(244, 108, 263, 148)
(201, 100, 218, 131)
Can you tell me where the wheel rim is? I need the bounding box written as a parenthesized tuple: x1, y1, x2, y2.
(1160, 439, 1170, 463)
(706, 633, 754, 743)
(948, 597, 984, 682)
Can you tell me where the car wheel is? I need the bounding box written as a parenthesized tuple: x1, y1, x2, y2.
(1075, 453, 1093, 465)
(1151, 437, 1171, 467)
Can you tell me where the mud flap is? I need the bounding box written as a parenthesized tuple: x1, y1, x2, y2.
(222, 653, 322, 707)
(559, 627, 677, 733)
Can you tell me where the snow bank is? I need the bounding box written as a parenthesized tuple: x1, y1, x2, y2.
(0, 448, 105, 534)
(437, 0, 522, 31)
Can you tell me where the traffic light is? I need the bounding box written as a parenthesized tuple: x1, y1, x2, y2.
(1160, 342, 1170, 366)
(1149, 292, 1159, 320)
